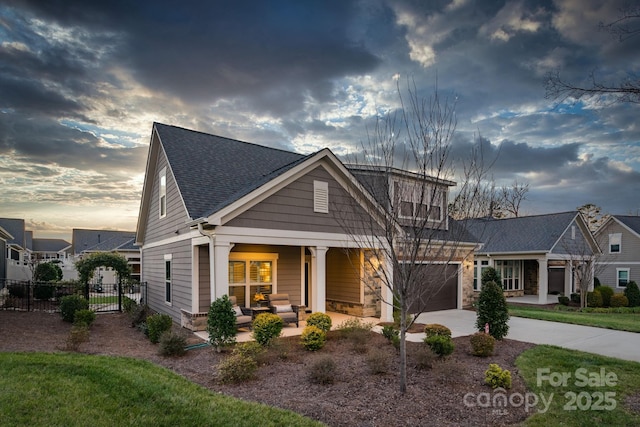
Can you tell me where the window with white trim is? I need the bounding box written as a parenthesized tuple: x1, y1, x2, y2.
(473, 260, 490, 291)
(313, 180, 329, 213)
(228, 253, 278, 307)
(164, 254, 172, 304)
(495, 260, 521, 291)
(159, 167, 167, 218)
(617, 268, 629, 288)
(609, 233, 621, 254)
(393, 180, 443, 221)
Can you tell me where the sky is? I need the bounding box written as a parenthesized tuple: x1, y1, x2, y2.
(1, 0, 639, 241)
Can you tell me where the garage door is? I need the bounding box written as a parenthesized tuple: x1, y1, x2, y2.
(403, 263, 458, 314)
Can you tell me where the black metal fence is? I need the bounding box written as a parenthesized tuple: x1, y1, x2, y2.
(0, 279, 147, 313)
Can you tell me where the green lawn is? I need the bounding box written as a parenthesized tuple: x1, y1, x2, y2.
(517, 345, 640, 426)
(0, 352, 323, 427)
(508, 305, 640, 333)
(88, 295, 119, 305)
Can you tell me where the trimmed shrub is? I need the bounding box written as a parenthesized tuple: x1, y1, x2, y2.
(558, 295, 570, 306)
(305, 312, 332, 332)
(308, 356, 337, 385)
(158, 332, 187, 357)
(475, 281, 509, 340)
(625, 281, 640, 307)
(587, 290, 603, 308)
(595, 286, 614, 307)
(366, 348, 390, 374)
(207, 295, 237, 351)
(570, 293, 581, 304)
(233, 341, 265, 359)
(481, 267, 502, 287)
(470, 332, 495, 357)
(610, 293, 629, 308)
(34, 262, 62, 282)
(74, 309, 96, 327)
(424, 323, 452, 338)
(217, 354, 257, 384)
(60, 295, 89, 323)
(252, 313, 284, 346)
(33, 284, 55, 300)
(485, 363, 512, 389)
(301, 325, 326, 351)
(594, 277, 601, 288)
(146, 313, 173, 344)
(425, 335, 454, 358)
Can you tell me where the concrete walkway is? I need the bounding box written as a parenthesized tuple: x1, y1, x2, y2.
(413, 309, 640, 363)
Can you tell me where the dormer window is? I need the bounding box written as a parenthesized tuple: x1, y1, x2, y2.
(159, 167, 167, 218)
(393, 180, 442, 221)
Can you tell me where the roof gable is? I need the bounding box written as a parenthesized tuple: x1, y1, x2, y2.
(608, 215, 640, 239)
(0, 218, 25, 247)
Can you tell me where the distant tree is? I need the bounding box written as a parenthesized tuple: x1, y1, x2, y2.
(33, 262, 63, 282)
(500, 179, 528, 217)
(450, 177, 529, 220)
(578, 203, 609, 233)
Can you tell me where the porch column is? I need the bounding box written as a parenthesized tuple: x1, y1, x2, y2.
(191, 245, 199, 313)
(309, 246, 328, 313)
(564, 262, 573, 296)
(380, 252, 394, 323)
(538, 257, 548, 304)
(212, 241, 232, 300)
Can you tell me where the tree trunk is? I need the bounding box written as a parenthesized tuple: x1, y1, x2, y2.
(399, 302, 408, 394)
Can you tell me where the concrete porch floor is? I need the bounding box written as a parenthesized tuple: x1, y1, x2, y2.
(193, 311, 382, 343)
(506, 294, 560, 305)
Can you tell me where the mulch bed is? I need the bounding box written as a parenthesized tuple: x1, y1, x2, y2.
(0, 310, 537, 426)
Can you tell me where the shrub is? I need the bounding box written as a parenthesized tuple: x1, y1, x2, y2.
(587, 290, 603, 308)
(425, 335, 454, 358)
(594, 277, 601, 287)
(122, 296, 137, 314)
(485, 363, 512, 389)
(475, 281, 509, 340)
(207, 295, 237, 351)
(217, 354, 257, 384)
(366, 348, 390, 374)
(610, 293, 629, 308)
(301, 325, 326, 351)
(308, 356, 337, 385)
(34, 262, 62, 282)
(558, 295, 570, 306)
(412, 346, 436, 370)
(570, 293, 581, 304)
(232, 341, 265, 359)
(60, 295, 89, 323)
(158, 332, 187, 357)
(305, 312, 332, 332)
(146, 313, 173, 344)
(381, 325, 400, 349)
(74, 309, 96, 327)
(469, 332, 495, 357)
(424, 323, 452, 339)
(481, 267, 502, 286)
(252, 313, 284, 346)
(8, 283, 26, 298)
(595, 286, 614, 307)
(624, 281, 640, 307)
(33, 284, 55, 300)
(65, 324, 90, 351)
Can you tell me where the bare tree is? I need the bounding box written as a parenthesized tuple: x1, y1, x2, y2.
(500, 179, 528, 218)
(560, 225, 604, 308)
(340, 80, 492, 394)
(545, 7, 640, 104)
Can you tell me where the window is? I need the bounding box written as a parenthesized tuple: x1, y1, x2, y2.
(609, 233, 621, 253)
(164, 254, 172, 304)
(473, 260, 490, 291)
(159, 168, 167, 218)
(617, 269, 629, 288)
(313, 180, 329, 213)
(394, 180, 443, 221)
(228, 254, 278, 307)
(495, 260, 521, 291)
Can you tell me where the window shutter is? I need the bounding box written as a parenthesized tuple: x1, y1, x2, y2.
(314, 181, 329, 213)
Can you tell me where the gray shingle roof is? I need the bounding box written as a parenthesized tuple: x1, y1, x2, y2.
(32, 238, 71, 253)
(465, 211, 579, 254)
(614, 215, 640, 236)
(72, 229, 137, 255)
(155, 123, 307, 220)
(0, 218, 25, 247)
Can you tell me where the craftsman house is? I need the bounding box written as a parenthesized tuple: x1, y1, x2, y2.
(135, 123, 475, 329)
(594, 215, 640, 292)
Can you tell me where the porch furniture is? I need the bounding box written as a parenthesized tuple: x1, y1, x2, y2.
(250, 306, 270, 319)
(267, 293, 299, 327)
(229, 296, 253, 330)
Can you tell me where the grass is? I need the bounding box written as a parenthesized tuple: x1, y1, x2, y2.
(88, 296, 119, 305)
(517, 345, 640, 426)
(508, 305, 640, 333)
(0, 352, 322, 427)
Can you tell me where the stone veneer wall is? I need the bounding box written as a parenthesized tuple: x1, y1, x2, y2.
(524, 260, 539, 295)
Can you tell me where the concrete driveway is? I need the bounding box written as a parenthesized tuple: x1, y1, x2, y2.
(412, 309, 640, 363)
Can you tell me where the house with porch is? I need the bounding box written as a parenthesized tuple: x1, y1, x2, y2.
(465, 211, 600, 304)
(135, 123, 476, 330)
(594, 215, 640, 292)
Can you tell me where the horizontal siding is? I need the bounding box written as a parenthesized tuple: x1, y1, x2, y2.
(142, 239, 192, 323)
(226, 165, 381, 235)
(326, 248, 360, 303)
(597, 222, 640, 263)
(552, 220, 593, 256)
(597, 265, 640, 292)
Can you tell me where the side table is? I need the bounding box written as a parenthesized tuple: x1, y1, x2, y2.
(250, 306, 270, 319)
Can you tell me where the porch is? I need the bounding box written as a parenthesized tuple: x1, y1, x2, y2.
(506, 294, 560, 305)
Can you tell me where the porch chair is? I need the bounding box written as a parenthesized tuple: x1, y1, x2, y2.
(267, 293, 300, 327)
(229, 296, 253, 330)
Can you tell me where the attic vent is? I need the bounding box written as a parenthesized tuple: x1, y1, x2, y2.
(314, 181, 329, 213)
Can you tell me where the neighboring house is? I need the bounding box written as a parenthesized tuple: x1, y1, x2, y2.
(72, 229, 140, 283)
(594, 215, 640, 292)
(0, 225, 13, 281)
(465, 212, 600, 303)
(0, 218, 31, 280)
(32, 238, 71, 263)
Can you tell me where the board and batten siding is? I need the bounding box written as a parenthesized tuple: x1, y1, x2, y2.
(596, 220, 640, 291)
(551, 220, 593, 256)
(142, 239, 192, 323)
(198, 245, 211, 312)
(226, 165, 381, 235)
(326, 248, 360, 303)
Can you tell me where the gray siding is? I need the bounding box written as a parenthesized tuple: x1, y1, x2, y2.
(552, 219, 593, 256)
(595, 221, 640, 292)
(326, 248, 360, 303)
(198, 245, 210, 312)
(226, 165, 381, 235)
(142, 239, 192, 323)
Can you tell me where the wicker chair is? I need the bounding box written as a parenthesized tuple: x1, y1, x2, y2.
(267, 293, 299, 327)
(229, 296, 253, 330)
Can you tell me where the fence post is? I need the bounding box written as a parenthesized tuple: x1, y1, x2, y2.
(27, 280, 31, 312)
(118, 280, 122, 312)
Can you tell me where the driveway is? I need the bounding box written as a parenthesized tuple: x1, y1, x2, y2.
(412, 309, 640, 363)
